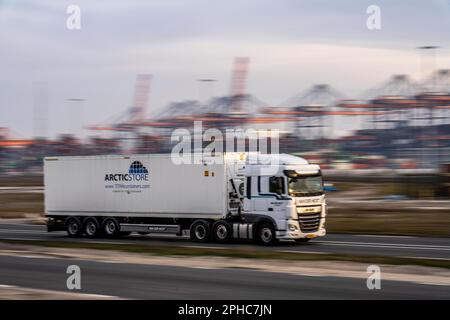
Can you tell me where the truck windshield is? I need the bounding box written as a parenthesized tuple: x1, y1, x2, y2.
(287, 175, 323, 197)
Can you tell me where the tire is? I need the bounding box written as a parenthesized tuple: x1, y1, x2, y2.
(102, 218, 120, 238)
(190, 220, 211, 243)
(257, 222, 278, 246)
(212, 220, 232, 243)
(294, 238, 311, 243)
(83, 217, 100, 238)
(66, 217, 82, 238)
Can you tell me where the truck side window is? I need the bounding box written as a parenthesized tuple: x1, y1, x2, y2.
(269, 176, 285, 195)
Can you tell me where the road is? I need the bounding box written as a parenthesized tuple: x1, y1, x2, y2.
(0, 254, 449, 299)
(0, 221, 449, 299)
(0, 221, 449, 260)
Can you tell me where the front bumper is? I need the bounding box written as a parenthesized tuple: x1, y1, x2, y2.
(276, 212, 326, 240)
(276, 226, 326, 240)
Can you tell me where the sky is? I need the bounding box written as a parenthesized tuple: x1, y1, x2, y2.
(1, 0, 450, 138)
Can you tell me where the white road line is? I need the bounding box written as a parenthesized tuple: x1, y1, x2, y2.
(190, 266, 218, 270)
(76, 293, 121, 299)
(0, 237, 44, 241)
(80, 240, 131, 245)
(14, 255, 48, 259)
(316, 242, 450, 252)
(280, 250, 329, 255)
(353, 234, 416, 239)
(400, 256, 450, 261)
(0, 283, 122, 299)
(0, 224, 44, 228)
(0, 229, 47, 234)
(316, 240, 450, 251)
(418, 282, 450, 286)
(181, 245, 228, 250)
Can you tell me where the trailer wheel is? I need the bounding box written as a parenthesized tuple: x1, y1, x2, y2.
(257, 222, 278, 246)
(83, 217, 100, 238)
(190, 220, 211, 243)
(212, 221, 231, 243)
(66, 217, 82, 238)
(102, 218, 120, 237)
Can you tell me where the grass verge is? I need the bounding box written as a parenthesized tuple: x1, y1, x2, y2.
(1, 239, 450, 270)
(327, 208, 450, 237)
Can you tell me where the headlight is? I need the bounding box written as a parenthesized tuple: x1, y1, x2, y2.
(288, 223, 298, 231)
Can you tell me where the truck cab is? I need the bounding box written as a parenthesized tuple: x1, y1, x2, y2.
(226, 153, 326, 244)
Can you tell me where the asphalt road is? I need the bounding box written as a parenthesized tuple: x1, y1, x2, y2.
(0, 222, 449, 260)
(0, 254, 449, 299)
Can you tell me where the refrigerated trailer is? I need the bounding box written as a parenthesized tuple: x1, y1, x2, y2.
(44, 153, 326, 245)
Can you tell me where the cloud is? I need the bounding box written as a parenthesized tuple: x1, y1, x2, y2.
(1, 0, 450, 138)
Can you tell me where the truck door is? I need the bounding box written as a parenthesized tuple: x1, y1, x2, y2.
(243, 176, 263, 212)
(243, 177, 253, 212)
(253, 177, 269, 212)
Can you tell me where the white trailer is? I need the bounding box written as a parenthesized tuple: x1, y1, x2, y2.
(45, 153, 327, 245)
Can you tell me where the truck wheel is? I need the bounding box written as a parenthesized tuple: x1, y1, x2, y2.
(190, 220, 211, 243)
(257, 223, 278, 246)
(102, 218, 120, 238)
(212, 221, 231, 243)
(83, 217, 100, 238)
(66, 217, 82, 238)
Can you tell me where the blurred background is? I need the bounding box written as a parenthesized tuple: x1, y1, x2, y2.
(1, 0, 450, 236)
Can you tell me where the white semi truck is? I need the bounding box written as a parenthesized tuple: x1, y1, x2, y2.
(44, 153, 326, 245)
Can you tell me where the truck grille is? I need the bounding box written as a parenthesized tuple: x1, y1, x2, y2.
(298, 213, 321, 233)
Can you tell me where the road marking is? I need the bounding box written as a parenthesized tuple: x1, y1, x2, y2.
(0, 237, 44, 241)
(0, 229, 47, 234)
(0, 283, 122, 299)
(418, 282, 450, 286)
(190, 266, 218, 270)
(316, 240, 450, 251)
(400, 256, 450, 261)
(81, 240, 131, 245)
(14, 255, 47, 259)
(76, 293, 121, 299)
(280, 250, 329, 255)
(353, 234, 416, 239)
(181, 245, 228, 250)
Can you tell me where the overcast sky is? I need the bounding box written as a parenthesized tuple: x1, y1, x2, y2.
(1, 0, 450, 138)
